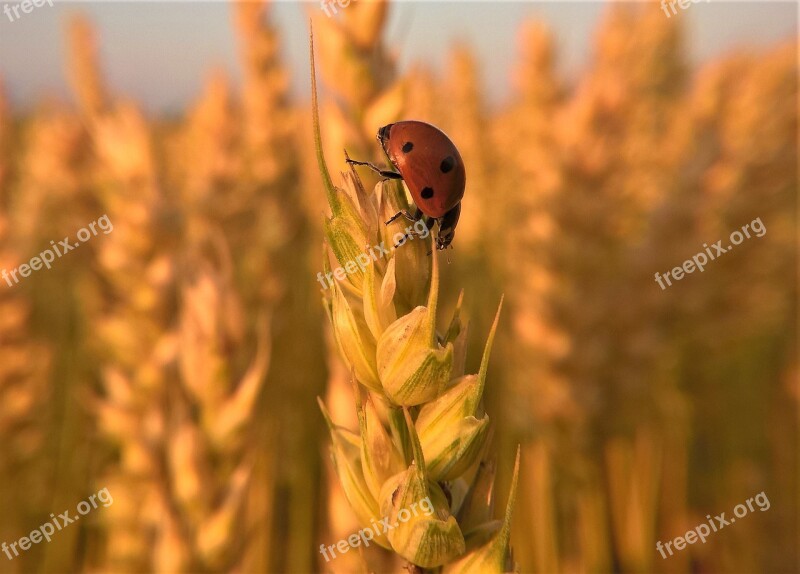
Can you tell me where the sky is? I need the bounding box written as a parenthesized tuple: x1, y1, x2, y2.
(0, 1, 797, 113)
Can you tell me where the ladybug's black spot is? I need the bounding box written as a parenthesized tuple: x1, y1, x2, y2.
(402, 141, 414, 153)
(421, 187, 434, 199)
(440, 156, 455, 173)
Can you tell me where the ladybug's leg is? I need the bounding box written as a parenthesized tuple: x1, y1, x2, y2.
(434, 204, 461, 251)
(345, 159, 403, 180)
(385, 210, 419, 225)
(390, 209, 431, 248)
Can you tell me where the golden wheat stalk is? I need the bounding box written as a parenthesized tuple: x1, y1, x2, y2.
(309, 5, 408, 571)
(234, 4, 330, 573)
(87, 102, 181, 572)
(232, 0, 301, 306)
(62, 21, 185, 569)
(312, 0, 402, 171)
(171, 238, 270, 571)
(0, 97, 52, 560)
(0, 78, 10, 193)
(311, 30, 520, 572)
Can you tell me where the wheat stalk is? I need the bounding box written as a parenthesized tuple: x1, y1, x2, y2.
(87, 102, 181, 572)
(0, 79, 12, 196)
(311, 30, 520, 572)
(308, 5, 408, 571)
(170, 239, 270, 571)
(61, 19, 183, 569)
(0, 85, 52, 566)
(234, 3, 330, 572)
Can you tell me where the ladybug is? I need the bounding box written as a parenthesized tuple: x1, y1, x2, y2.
(346, 121, 465, 250)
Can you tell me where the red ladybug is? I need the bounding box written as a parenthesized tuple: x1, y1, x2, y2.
(347, 121, 465, 250)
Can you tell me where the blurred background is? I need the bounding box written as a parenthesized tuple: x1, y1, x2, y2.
(0, 1, 796, 572)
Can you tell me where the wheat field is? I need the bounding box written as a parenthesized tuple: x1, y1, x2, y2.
(0, 1, 796, 572)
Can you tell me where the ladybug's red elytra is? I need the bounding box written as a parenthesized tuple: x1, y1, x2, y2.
(347, 121, 465, 251)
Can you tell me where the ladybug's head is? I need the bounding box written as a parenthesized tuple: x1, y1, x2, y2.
(436, 232, 455, 251)
(435, 203, 461, 250)
(377, 123, 394, 155)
